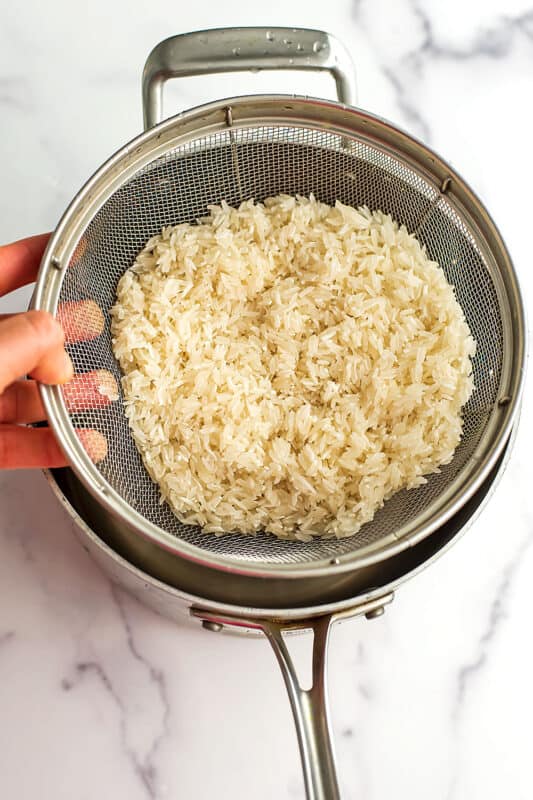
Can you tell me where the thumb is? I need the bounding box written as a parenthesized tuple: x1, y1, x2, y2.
(0, 310, 73, 392)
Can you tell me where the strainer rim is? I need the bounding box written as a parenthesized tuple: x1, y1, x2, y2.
(33, 94, 526, 578)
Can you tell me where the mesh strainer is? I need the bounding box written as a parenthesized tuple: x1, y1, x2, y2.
(34, 28, 525, 800)
(34, 29, 524, 576)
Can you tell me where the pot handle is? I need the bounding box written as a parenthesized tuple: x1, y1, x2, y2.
(142, 27, 357, 130)
(262, 615, 340, 800)
(192, 593, 392, 799)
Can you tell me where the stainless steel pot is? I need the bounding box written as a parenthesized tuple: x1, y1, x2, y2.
(49, 433, 513, 627)
(46, 432, 512, 798)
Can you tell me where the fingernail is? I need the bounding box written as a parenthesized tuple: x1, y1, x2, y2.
(78, 430, 108, 463)
(63, 370, 119, 413)
(94, 369, 119, 401)
(58, 352, 74, 384)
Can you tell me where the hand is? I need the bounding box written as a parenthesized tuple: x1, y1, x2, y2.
(0, 234, 115, 469)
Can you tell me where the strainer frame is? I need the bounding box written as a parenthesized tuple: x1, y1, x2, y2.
(33, 94, 526, 579)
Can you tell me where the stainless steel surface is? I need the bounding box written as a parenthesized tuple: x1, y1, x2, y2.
(33, 95, 525, 584)
(201, 620, 224, 633)
(142, 27, 357, 129)
(365, 606, 385, 620)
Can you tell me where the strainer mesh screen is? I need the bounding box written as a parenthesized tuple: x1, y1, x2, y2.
(58, 125, 503, 564)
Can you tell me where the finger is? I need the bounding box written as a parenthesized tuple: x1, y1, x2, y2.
(0, 370, 119, 423)
(64, 369, 119, 412)
(0, 426, 107, 469)
(0, 233, 51, 296)
(0, 380, 47, 423)
(3, 299, 105, 344)
(0, 310, 73, 392)
(57, 300, 105, 343)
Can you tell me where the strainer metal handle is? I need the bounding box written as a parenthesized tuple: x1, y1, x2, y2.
(142, 27, 357, 129)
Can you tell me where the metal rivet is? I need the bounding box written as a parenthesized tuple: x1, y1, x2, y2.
(440, 177, 452, 193)
(365, 606, 385, 620)
(225, 106, 233, 127)
(498, 395, 511, 407)
(202, 620, 223, 633)
(51, 256, 61, 269)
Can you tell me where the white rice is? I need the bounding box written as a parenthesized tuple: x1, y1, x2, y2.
(110, 195, 475, 540)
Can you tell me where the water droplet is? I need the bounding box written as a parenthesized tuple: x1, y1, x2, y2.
(283, 38, 292, 46)
(250, 67, 260, 74)
(288, 58, 294, 65)
(231, 47, 240, 56)
(296, 43, 304, 51)
(266, 31, 275, 41)
(313, 40, 325, 53)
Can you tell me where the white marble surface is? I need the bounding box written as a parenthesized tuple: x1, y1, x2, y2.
(1, 1, 532, 798)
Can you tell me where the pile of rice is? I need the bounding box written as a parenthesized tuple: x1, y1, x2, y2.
(111, 195, 475, 540)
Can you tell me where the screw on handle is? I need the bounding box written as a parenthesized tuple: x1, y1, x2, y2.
(142, 27, 357, 129)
